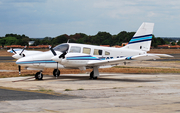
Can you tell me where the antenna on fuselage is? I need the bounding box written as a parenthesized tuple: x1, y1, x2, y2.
(67, 39, 70, 43)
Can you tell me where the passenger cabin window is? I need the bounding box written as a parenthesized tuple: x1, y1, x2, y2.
(53, 44, 69, 52)
(83, 47, 91, 54)
(94, 49, 102, 55)
(69, 46, 81, 53)
(105, 51, 110, 55)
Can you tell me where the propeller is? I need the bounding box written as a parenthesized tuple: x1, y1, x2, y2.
(49, 45, 57, 56)
(19, 46, 27, 57)
(49, 46, 67, 62)
(11, 48, 17, 54)
(12, 46, 27, 59)
(59, 51, 67, 59)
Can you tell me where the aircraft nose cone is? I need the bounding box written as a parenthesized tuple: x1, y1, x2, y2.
(51, 56, 62, 62)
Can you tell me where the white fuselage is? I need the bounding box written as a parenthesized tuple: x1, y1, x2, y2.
(16, 43, 146, 70)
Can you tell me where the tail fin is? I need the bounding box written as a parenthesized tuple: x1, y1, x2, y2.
(123, 22, 154, 52)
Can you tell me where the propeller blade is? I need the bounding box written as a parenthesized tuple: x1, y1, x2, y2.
(49, 45, 57, 56)
(19, 46, 27, 56)
(11, 48, 17, 54)
(18, 65, 21, 75)
(59, 51, 67, 59)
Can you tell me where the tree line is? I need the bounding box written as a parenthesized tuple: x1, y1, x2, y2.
(0, 32, 175, 48)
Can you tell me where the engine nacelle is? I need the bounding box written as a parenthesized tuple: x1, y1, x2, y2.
(51, 56, 67, 65)
(51, 56, 62, 62)
(12, 54, 23, 59)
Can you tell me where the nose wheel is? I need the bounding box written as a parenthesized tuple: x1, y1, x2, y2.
(53, 69, 60, 77)
(35, 71, 43, 80)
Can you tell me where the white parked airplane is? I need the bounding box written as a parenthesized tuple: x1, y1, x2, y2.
(9, 22, 173, 80)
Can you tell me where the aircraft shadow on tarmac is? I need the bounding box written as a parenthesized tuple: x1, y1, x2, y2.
(22, 74, 161, 83)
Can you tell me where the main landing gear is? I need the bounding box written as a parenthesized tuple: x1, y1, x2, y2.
(35, 69, 60, 80)
(89, 71, 98, 79)
(89, 67, 99, 79)
(35, 71, 43, 80)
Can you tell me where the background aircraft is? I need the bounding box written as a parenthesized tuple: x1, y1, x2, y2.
(9, 22, 173, 80)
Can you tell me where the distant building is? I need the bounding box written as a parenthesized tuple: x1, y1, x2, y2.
(100, 45, 110, 47)
(121, 43, 128, 46)
(157, 45, 170, 49)
(157, 45, 180, 49)
(5, 45, 51, 49)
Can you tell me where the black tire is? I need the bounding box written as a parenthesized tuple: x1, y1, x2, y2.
(90, 71, 94, 79)
(35, 72, 43, 80)
(90, 71, 98, 79)
(53, 69, 60, 77)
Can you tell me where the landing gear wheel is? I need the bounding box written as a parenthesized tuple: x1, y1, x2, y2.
(35, 72, 43, 80)
(89, 71, 97, 79)
(53, 69, 60, 77)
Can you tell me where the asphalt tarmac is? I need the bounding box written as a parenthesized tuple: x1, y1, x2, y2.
(0, 56, 15, 60)
(1, 74, 180, 113)
(0, 56, 15, 62)
(0, 87, 80, 101)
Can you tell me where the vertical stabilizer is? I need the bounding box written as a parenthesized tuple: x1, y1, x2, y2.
(123, 22, 154, 51)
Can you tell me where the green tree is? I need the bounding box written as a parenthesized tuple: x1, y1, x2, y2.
(177, 40, 180, 45)
(93, 32, 112, 45)
(52, 35, 67, 46)
(171, 42, 176, 46)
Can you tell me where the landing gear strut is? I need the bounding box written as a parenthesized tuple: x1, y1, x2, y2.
(53, 69, 60, 77)
(35, 71, 43, 80)
(89, 66, 99, 79)
(89, 71, 97, 79)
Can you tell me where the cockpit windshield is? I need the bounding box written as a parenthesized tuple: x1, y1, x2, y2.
(53, 44, 69, 52)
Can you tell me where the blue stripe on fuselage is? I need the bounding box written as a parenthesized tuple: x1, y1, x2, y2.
(66, 56, 100, 60)
(16, 60, 56, 64)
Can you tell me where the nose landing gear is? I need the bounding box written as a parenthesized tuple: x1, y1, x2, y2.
(53, 69, 60, 77)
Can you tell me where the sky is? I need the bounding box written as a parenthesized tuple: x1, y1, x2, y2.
(0, 0, 180, 38)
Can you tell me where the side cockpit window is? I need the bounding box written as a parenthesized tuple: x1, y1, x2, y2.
(53, 44, 69, 52)
(69, 46, 81, 53)
(105, 51, 110, 55)
(94, 49, 103, 55)
(83, 47, 91, 54)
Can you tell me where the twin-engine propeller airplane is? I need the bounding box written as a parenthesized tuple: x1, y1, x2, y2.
(9, 22, 173, 80)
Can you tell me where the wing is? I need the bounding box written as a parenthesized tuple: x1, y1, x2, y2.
(87, 54, 173, 67)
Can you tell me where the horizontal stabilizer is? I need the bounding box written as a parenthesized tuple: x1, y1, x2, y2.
(147, 53, 174, 58)
(126, 53, 173, 61)
(127, 54, 160, 60)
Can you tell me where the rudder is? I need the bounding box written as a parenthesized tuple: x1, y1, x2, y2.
(123, 22, 154, 52)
